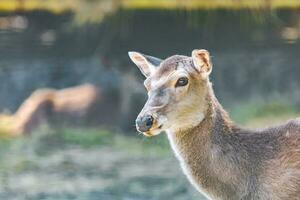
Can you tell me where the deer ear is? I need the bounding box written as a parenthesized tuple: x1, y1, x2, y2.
(192, 49, 212, 77)
(128, 51, 162, 77)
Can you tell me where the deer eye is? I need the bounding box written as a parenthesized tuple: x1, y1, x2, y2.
(175, 77, 189, 87)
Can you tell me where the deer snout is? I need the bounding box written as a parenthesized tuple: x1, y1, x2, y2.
(136, 115, 154, 132)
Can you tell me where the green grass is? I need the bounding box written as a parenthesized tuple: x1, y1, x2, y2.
(0, 127, 171, 179)
(13, 127, 171, 157)
(229, 100, 300, 127)
(60, 128, 113, 147)
(56, 127, 169, 154)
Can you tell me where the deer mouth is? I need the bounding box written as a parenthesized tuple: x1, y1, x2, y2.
(143, 131, 154, 137)
(142, 124, 164, 137)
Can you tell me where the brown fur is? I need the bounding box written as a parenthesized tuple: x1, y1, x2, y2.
(168, 86, 300, 199)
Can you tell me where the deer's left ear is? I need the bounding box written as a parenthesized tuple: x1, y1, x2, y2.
(192, 49, 212, 77)
(128, 51, 162, 78)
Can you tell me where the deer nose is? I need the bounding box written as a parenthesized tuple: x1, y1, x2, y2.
(136, 115, 154, 132)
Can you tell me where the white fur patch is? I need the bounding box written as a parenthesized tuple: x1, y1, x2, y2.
(170, 112, 204, 133)
(166, 130, 213, 200)
(151, 68, 188, 89)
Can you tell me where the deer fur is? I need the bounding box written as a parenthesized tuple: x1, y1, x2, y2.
(129, 50, 300, 200)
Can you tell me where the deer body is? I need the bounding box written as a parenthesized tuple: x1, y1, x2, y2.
(129, 49, 300, 200)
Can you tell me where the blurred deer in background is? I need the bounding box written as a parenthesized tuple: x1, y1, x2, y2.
(129, 49, 300, 200)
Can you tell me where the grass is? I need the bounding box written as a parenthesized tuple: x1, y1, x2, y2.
(0, 100, 298, 200)
(60, 128, 113, 147)
(0, 127, 201, 200)
(0, 127, 168, 179)
(229, 100, 300, 128)
(0, 127, 171, 157)
(57, 127, 170, 155)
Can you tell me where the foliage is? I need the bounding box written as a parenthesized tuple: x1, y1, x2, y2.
(0, 0, 300, 24)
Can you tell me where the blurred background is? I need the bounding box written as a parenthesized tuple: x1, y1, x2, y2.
(0, 0, 300, 199)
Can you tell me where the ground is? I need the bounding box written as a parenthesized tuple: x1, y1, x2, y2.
(0, 101, 299, 200)
(0, 128, 204, 200)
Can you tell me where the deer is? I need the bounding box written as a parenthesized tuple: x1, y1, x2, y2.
(128, 49, 300, 200)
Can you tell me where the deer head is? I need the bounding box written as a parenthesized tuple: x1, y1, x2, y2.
(128, 49, 212, 136)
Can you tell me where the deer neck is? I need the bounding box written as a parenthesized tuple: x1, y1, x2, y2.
(166, 84, 235, 157)
(166, 86, 243, 199)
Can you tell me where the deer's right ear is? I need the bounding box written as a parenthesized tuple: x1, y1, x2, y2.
(128, 51, 162, 77)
